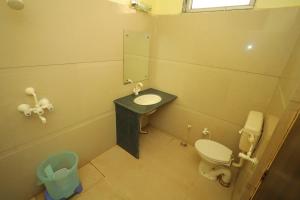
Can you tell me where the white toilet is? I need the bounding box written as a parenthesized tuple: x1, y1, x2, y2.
(195, 111, 264, 187)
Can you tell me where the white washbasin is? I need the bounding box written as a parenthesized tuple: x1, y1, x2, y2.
(134, 94, 162, 105)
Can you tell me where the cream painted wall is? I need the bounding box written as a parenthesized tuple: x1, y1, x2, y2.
(279, 36, 300, 104)
(232, 30, 300, 200)
(256, 0, 300, 8)
(266, 35, 300, 117)
(0, 0, 153, 199)
(149, 7, 300, 155)
(151, 0, 184, 15)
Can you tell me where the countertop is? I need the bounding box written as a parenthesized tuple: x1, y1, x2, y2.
(114, 88, 177, 114)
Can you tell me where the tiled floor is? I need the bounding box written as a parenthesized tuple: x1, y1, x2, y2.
(35, 127, 233, 200)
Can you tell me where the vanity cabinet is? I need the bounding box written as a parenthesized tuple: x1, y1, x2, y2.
(114, 88, 177, 158)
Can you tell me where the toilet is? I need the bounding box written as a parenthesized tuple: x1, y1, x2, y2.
(195, 111, 264, 187)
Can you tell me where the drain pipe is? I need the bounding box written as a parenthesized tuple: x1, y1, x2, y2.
(232, 157, 245, 168)
(205, 167, 232, 187)
(218, 168, 232, 187)
(232, 148, 258, 167)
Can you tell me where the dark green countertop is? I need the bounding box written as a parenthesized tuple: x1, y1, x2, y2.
(114, 88, 177, 115)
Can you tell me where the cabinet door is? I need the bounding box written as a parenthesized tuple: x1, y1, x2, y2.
(115, 104, 140, 158)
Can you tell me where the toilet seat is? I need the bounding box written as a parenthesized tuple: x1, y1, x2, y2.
(195, 139, 233, 164)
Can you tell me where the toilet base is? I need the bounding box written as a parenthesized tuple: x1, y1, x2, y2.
(198, 160, 232, 186)
(198, 160, 218, 180)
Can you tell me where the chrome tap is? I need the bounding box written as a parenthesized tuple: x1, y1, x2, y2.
(133, 82, 143, 96)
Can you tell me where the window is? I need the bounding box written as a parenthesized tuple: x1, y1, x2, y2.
(184, 0, 256, 12)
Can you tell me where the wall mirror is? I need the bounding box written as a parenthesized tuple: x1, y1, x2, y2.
(123, 31, 150, 84)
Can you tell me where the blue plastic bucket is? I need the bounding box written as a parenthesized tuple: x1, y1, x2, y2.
(37, 151, 81, 200)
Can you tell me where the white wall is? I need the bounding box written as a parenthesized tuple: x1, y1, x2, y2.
(233, 29, 300, 200)
(149, 7, 300, 155)
(0, 1, 153, 199)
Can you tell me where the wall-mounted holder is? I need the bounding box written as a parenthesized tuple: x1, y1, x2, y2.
(131, 0, 152, 13)
(6, 0, 24, 10)
(17, 87, 54, 124)
(232, 133, 259, 167)
(124, 79, 134, 85)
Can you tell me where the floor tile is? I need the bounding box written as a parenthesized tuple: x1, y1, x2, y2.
(186, 177, 233, 200)
(102, 163, 188, 200)
(72, 180, 129, 200)
(140, 136, 200, 187)
(78, 163, 105, 191)
(91, 145, 142, 179)
(35, 127, 233, 200)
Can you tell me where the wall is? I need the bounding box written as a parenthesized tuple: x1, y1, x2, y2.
(256, 0, 300, 9)
(0, 0, 153, 199)
(151, 0, 184, 15)
(266, 34, 300, 118)
(232, 29, 300, 200)
(150, 0, 300, 15)
(149, 7, 300, 156)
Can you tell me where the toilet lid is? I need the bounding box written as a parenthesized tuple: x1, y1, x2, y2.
(195, 139, 232, 163)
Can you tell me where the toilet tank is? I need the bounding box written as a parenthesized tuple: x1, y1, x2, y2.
(239, 111, 264, 152)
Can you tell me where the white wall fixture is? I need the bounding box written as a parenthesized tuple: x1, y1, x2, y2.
(202, 128, 210, 135)
(131, 0, 152, 13)
(180, 124, 192, 147)
(125, 79, 134, 84)
(6, 0, 24, 10)
(17, 87, 54, 124)
(133, 82, 143, 96)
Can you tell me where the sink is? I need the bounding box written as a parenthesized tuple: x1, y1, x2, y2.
(134, 94, 162, 105)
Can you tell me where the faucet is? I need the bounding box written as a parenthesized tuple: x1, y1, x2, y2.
(133, 82, 143, 96)
(17, 87, 54, 124)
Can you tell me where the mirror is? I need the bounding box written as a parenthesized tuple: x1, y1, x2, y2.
(123, 31, 150, 84)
